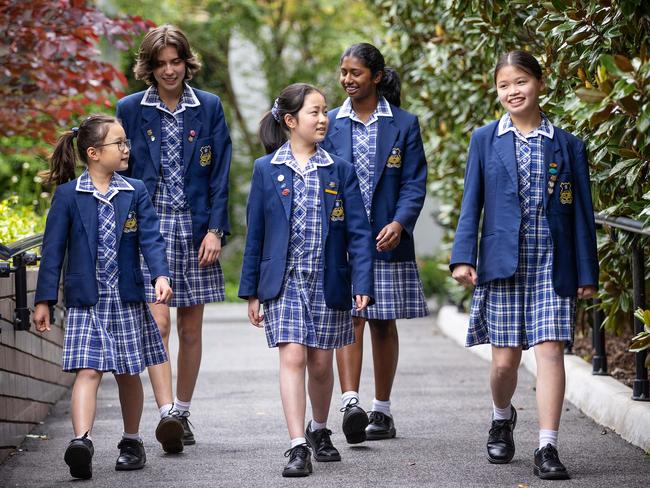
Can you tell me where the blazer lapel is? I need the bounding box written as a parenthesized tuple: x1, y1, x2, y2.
(327, 118, 353, 162)
(318, 164, 339, 241)
(141, 106, 161, 175)
(75, 192, 98, 265)
(112, 191, 134, 250)
(543, 134, 563, 210)
(493, 131, 518, 187)
(373, 117, 400, 191)
(269, 164, 293, 221)
(183, 107, 202, 175)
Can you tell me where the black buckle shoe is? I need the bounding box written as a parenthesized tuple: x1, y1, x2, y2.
(178, 411, 196, 445)
(305, 422, 341, 462)
(64, 432, 94, 480)
(365, 411, 396, 440)
(115, 438, 146, 471)
(340, 398, 368, 444)
(534, 444, 570, 480)
(282, 444, 313, 477)
(155, 410, 184, 453)
(487, 406, 517, 464)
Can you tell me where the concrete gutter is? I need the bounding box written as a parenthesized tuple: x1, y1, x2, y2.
(437, 305, 650, 451)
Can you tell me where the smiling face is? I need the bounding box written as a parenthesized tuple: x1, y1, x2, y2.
(285, 91, 329, 146)
(152, 46, 186, 97)
(339, 55, 381, 101)
(495, 64, 543, 119)
(88, 123, 130, 173)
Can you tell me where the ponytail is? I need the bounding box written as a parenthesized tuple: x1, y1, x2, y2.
(379, 66, 401, 107)
(341, 43, 401, 107)
(258, 110, 288, 154)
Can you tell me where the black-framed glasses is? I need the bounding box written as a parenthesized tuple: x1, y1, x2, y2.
(95, 139, 131, 151)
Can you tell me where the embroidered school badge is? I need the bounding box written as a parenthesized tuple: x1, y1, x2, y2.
(123, 211, 138, 233)
(199, 145, 212, 166)
(559, 182, 573, 204)
(330, 199, 345, 221)
(387, 148, 402, 168)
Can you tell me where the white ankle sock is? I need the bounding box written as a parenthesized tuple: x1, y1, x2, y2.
(372, 398, 391, 416)
(290, 437, 307, 448)
(159, 403, 173, 418)
(173, 397, 191, 415)
(341, 391, 359, 408)
(539, 429, 558, 448)
(310, 419, 327, 431)
(492, 403, 512, 421)
(122, 431, 141, 442)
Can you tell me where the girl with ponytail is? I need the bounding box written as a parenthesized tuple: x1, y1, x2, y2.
(33, 115, 172, 479)
(321, 42, 429, 444)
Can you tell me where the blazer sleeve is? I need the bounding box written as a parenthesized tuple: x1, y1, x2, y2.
(571, 138, 599, 288)
(208, 99, 232, 236)
(238, 162, 265, 300)
(343, 164, 375, 303)
(450, 132, 484, 271)
(135, 183, 170, 286)
(392, 116, 428, 235)
(34, 187, 70, 305)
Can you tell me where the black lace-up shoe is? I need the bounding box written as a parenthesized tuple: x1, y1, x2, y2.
(115, 438, 146, 471)
(282, 444, 313, 477)
(365, 411, 396, 440)
(64, 432, 94, 480)
(340, 398, 368, 444)
(177, 411, 195, 445)
(305, 422, 341, 462)
(534, 444, 570, 480)
(487, 406, 517, 464)
(155, 410, 184, 453)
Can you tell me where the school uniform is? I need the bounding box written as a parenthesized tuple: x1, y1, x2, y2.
(322, 97, 428, 320)
(116, 84, 231, 307)
(450, 114, 599, 349)
(34, 171, 169, 374)
(238, 143, 374, 349)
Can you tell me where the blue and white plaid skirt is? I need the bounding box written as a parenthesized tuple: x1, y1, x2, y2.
(142, 203, 225, 307)
(263, 267, 354, 349)
(63, 284, 167, 374)
(352, 260, 428, 320)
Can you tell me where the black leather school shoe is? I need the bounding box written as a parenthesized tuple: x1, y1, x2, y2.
(282, 444, 313, 477)
(155, 411, 184, 453)
(178, 411, 196, 445)
(115, 438, 146, 471)
(365, 411, 396, 440)
(305, 421, 341, 462)
(64, 432, 94, 480)
(486, 406, 517, 464)
(534, 443, 570, 480)
(341, 398, 369, 444)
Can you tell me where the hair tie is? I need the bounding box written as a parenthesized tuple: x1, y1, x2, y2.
(271, 98, 280, 123)
(71, 127, 79, 138)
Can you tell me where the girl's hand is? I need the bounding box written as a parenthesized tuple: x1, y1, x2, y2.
(154, 277, 173, 304)
(355, 295, 370, 311)
(248, 297, 264, 327)
(33, 302, 51, 333)
(198, 232, 221, 268)
(376, 221, 403, 252)
(452, 264, 478, 287)
(577, 285, 597, 300)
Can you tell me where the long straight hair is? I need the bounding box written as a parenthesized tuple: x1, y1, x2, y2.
(341, 43, 401, 107)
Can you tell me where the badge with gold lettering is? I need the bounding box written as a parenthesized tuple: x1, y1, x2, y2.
(330, 199, 345, 221)
(124, 211, 138, 233)
(387, 148, 402, 168)
(199, 145, 212, 166)
(559, 182, 573, 204)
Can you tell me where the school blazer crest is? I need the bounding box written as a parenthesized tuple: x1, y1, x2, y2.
(449, 121, 599, 297)
(238, 150, 375, 310)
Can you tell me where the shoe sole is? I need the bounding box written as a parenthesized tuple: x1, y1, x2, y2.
(115, 461, 145, 471)
(64, 445, 92, 479)
(183, 437, 196, 446)
(534, 467, 570, 480)
(156, 419, 184, 454)
(365, 427, 396, 441)
(282, 460, 313, 477)
(343, 411, 369, 444)
(487, 453, 514, 464)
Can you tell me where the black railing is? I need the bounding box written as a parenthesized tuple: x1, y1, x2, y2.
(593, 213, 649, 401)
(0, 233, 43, 330)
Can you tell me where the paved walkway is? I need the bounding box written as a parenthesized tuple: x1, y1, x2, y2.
(1, 304, 648, 487)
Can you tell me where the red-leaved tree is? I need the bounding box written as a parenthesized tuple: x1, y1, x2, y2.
(0, 0, 153, 144)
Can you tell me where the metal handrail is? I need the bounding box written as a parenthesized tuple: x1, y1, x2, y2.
(0, 233, 44, 260)
(594, 213, 650, 237)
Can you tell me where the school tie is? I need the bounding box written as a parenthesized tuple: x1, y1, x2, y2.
(97, 200, 119, 287)
(290, 172, 307, 260)
(518, 138, 531, 234)
(353, 123, 373, 217)
(161, 112, 187, 210)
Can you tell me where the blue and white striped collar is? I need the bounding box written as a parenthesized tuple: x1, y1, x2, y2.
(270, 142, 333, 175)
(497, 112, 554, 141)
(76, 170, 134, 204)
(336, 96, 393, 122)
(140, 83, 200, 116)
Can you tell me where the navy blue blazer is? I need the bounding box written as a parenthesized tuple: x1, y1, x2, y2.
(34, 177, 170, 307)
(321, 104, 428, 262)
(116, 87, 232, 249)
(450, 121, 599, 297)
(238, 149, 375, 310)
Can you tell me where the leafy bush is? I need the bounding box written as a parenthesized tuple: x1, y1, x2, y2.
(0, 197, 46, 246)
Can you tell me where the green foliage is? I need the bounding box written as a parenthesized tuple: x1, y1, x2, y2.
(417, 255, 450, 302)
(0, 197, 46, 246)
(373, 0, 650, 333)
(630, 308, 650, 367)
